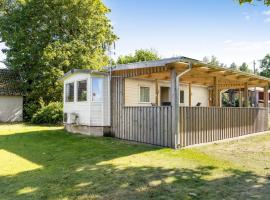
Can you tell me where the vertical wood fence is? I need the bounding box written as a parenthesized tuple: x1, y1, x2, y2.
(111, 77, 173, 147)
(117, 106, 173, 147)
(111, 77, 269, 148)
(178, 107, 268, 147)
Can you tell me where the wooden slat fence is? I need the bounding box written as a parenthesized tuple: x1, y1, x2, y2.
(178, 107, 268, 147)
(111, 77, 173, 147)
(114, 106, 173, 147)
(111, 77, 268, 148)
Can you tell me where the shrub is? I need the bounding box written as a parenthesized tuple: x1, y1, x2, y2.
(31, 102, 63, 124)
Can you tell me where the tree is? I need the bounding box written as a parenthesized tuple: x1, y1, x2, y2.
(117, 49, 160, 64)
(202, 55, 227, 67)
(260, 54, 270, 78)
(230, 62, 238, 70)
(0, 0, 117, 120)
(239, 62, 252, 73)
(238, 0, 270, 6)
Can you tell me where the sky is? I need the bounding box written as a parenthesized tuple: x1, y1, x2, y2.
(0, 0, 269, 69)
(104, 0, 270, 68)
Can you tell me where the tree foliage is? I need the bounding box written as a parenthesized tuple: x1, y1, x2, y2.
(238, 0, 270, 6)
(239, 62, 252, 73)
(0, 0, 117, 120)
(202, 55, 226, 67)
(260, 54, 270, 77)
(117, 49, 160, 64)
(230, 62, 238, 70)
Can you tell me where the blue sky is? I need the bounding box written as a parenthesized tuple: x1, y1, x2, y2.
(105, 0, 270, 68)
(0, 0, 269, 69)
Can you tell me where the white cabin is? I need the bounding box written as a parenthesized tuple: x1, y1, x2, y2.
(62, 69, 110, 136)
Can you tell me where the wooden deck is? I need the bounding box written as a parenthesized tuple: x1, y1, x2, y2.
(111, 77, 269, 149)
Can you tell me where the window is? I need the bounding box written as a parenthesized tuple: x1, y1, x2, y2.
(65, 82, 74, 102)
(77, 80, 87, 102)
(180, 90, 184, 103)
(63, 113, 68, 123)
(91, 77, 103, 102)
(140, 86, 150, 103)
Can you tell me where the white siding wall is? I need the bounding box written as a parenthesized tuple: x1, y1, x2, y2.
(63, 73, 110, 127)
(125, 78, 209, 107)
(0, 96, 23, 122)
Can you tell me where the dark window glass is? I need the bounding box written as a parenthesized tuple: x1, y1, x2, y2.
(180, 90, 184, 103)
(65, 82, 74, 102)
(77, 80, 87, 101)
(63, 113, 68, 123)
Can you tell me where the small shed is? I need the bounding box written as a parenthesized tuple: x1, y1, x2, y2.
(0, 69, 23, 122)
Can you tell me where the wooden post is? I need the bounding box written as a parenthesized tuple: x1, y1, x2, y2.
(264, 85, 269, 108)
(213, 77, 219, 106)
(171, 68, 179, 149)
(239, 88, 243, 107)
(244, 82, 248, 107)
(189, 83, 192, 106)
(155, 79, 159, 105)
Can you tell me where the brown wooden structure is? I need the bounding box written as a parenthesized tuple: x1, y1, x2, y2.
(110, 57, 270, 148)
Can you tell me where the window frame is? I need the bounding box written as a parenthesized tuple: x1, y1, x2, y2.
(180, 90, 185, 104)
(77, 79, 88, 102)
(91, 77, 104, 102)
(65, 82, 75, 102)
(139, 86, 151, 103)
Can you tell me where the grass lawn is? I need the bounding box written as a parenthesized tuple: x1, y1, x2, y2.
(1, 124, 270, 200)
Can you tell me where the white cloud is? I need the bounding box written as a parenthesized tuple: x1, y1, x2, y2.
(265, 17, 270, 22)
(262, 10, 270, 16)
(221, 40, 270, 66)
(224, 40, 232, 44)
(242, 12, 251, 20)
(262, 10, 270, 22)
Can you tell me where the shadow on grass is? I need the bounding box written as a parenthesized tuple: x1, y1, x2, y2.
(0, 129, 270, 199)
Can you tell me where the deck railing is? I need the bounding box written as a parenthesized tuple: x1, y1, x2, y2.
(112, 105, 268, 148)
(178, 107, 268, 147)
(113, 106, 173, 147)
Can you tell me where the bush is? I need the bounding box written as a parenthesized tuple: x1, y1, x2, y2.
(31, 102, 63, 124)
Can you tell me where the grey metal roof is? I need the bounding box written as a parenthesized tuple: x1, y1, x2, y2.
(109, 56, 270, 82)
(108, 57, 183, 71)
(62, 56, 270, 83)
(61, 69, 108, 81)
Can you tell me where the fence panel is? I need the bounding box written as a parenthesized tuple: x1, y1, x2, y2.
(179, 107, 268, 147)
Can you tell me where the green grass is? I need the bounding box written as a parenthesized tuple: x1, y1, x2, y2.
(0, 124, 270, 200)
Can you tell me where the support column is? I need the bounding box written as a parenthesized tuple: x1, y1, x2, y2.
(189, 83, 192, 106)
(171, 68, 179, 149)
(155, 79, 159, 105)
(264, 84, 269, 108)
(244, 82, 249, 107)
(213, 77, 219, 106)
(239, 88, 243, 107)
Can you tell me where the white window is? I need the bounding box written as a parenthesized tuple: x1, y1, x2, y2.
(77, 80, 87, 102)
(91, 77, 103, 102)
(65, 82, 74, 102)
(140, 86, 150, 103)
(180, 90, 184, 103)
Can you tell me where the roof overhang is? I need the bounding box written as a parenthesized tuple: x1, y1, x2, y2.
(60, 69, 108, 81)
(109, 56, 270, 88)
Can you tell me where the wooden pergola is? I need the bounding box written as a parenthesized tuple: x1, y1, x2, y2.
(112, 57, 270, 108)
(110, 57, 270, 148)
